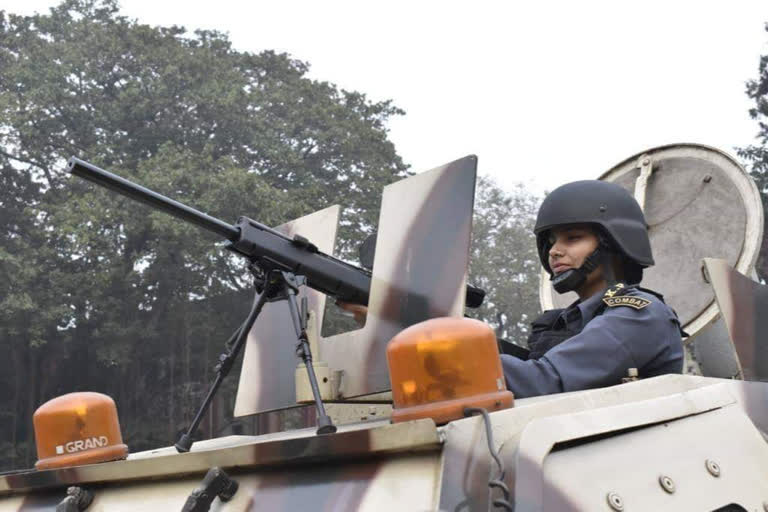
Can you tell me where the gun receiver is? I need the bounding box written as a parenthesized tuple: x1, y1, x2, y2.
(67, 157, 371, 305)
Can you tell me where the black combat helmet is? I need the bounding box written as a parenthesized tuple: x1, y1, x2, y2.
(535, 180, 654, 289)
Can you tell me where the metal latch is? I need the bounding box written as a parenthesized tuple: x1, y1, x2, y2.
(181, 467, 239, 512)
(634, 154, 654, 211)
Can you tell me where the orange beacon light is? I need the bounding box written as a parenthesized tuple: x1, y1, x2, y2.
(33, 392, 129, 470)
(387, 317, 514, 425)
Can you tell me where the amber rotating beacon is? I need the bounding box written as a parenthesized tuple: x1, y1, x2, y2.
(387, 317, 514, 424)
(33, 392, 129, 470)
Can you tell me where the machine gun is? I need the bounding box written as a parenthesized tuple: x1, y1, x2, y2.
(68, 157, 483, 452)
(68, 158, 485, 307)
(68, 158, 372, 305)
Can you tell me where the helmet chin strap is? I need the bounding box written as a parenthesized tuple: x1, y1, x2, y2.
(551, 246, 616, 294)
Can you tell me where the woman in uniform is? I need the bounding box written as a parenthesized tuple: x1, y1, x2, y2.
(500, 180, 684, 398)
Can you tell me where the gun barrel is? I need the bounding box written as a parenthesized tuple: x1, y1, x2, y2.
(67, 157, 239, 241)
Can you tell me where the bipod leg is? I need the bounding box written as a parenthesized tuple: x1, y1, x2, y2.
(175, 271, 277, 453)
(281, 272, 337, 435)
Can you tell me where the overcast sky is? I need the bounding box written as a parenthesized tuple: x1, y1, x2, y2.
(4, 1, 768, 195)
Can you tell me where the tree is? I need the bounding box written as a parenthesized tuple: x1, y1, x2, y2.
(0, 0, 407, 470)
(738, 22, 768, 280)
(0, 0, 546, 473)
(468, 177, 542, 345)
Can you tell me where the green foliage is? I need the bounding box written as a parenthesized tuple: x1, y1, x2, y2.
(0, 0, 406, 470)
(468, 177, 542, 344)
(737, 22, 768, 280)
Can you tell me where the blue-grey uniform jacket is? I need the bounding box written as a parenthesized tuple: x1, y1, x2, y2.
(500, 284, 684, 398)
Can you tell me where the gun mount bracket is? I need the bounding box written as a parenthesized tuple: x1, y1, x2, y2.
(181, 467, 239, 512)
(56, 486, 93, 512)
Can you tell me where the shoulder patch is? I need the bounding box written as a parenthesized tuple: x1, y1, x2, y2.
(603, 283, 626, 298)
(602, 296, 651, 310)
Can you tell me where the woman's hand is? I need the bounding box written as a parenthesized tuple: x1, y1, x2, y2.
(335, 300, 368, 326)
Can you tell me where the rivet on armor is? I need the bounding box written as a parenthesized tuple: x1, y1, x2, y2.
(705, 459, 721, 477)
(606, 492, 624, 511)
(659, 475, 676, 494)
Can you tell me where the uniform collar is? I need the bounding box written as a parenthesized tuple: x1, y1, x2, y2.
(562, 288, 609, 330)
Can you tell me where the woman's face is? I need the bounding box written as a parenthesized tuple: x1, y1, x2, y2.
(547, 224, 607, 298)
(547, 224, 599, 275)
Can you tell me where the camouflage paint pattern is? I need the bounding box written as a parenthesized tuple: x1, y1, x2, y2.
(234, 156, 477, 416)
(237, 453, 439, 511)
(234, 205, 339, 416)
(6, 453, 441, 511)
(319, 156, 476, 399)
(0, 419, 439, 495)
(705, 257, 768, 381)
(4, 375, 768, 510)
(727, 378, 768, 443)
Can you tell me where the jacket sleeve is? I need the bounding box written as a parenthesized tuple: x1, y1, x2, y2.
(499, 354, 566, 398)
(500, 297, 680, 398)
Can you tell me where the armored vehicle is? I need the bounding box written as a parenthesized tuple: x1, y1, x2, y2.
(1, 144, 767, 511)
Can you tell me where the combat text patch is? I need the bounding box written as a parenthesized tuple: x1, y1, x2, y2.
(602, 296, 651, 310)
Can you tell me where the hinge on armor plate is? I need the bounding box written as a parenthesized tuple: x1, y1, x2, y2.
(181, 467, 239, 512)
(634, 154, 654, 211)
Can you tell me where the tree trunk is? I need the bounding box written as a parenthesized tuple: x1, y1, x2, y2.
(24, 346, 39, 468)
(10, 347, 23, 469)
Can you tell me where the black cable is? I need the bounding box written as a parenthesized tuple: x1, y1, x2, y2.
(464, 407, 513, 511)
